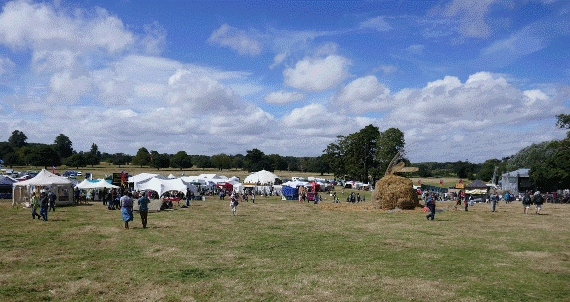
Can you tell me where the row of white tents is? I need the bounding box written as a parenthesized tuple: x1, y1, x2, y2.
(12, 169, 329, 206)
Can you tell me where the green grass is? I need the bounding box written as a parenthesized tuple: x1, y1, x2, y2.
(1, 194, 570, 301)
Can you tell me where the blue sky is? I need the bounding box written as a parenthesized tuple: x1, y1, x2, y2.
(0, 0, 569, 163)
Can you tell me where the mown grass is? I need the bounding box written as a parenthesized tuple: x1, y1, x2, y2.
(1, 194, 570, 301)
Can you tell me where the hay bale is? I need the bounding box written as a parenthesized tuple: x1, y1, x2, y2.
(371, 174, 419, 210)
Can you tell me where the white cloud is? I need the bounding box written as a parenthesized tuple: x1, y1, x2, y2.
(360, 16, 392, 32)
(0, 0, 135, 52)
(331, 75, 391, 114)
(264, 90, 305, 104)
(375, 64, 398, 74)
(405, 44, 424, 55)
(437, 0, 497, 39)
(284, 55, 351, 92)
(0, 57, 15, 75)
(208, 24, 263, 56)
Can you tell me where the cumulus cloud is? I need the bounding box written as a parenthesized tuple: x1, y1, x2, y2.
(284, 55, 351, 92)
(331, 75, 391, 114)
(0, 0, 135, 52)
(0, 56, 15, 76)
(264, 90, 305, 104)
(359, 16, 392, 32)
(208, 24, 263, 56)
(433, 0, 497, 39)
(386, 72, 565, 130)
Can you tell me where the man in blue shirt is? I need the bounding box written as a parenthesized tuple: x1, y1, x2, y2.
(138, 194, 150, 229)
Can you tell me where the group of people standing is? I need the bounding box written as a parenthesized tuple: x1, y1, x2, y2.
(117, 190, 149, 229)
(30, 190, 56, 221)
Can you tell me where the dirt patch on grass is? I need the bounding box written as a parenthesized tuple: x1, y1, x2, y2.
(511, 251, 551, 258)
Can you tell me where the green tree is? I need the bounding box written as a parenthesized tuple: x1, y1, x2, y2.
(0, 142, 14, 160)
(211, 153, 232, 170)
(477, 159, 501, 182)
(231, 155, 244, 170)
(65, 152, 87, 169)
(85, 152, 99, 167)
(150, 152, 170, 170)
(245, 149, 272, 172)
(132, 147, 151, 167)
(268, 154, 288, 171)
(171, 151, 192, 170)
(53, 134, 74, 159)
(90, 143, 102, 159)
(8, 130, 27, 148)
(192, 155, 212, 169)
(376, 127, 405, 179)
(3, 152, 23, 168)
(26, 145, 61, 168)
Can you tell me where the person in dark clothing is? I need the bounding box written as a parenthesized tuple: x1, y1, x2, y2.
(425, 192, 436, 221)
(48, 191, 56, 212)
(522, 191, 532, 214)
(533, 191, 544, 215)
(39, 192, 49, 221)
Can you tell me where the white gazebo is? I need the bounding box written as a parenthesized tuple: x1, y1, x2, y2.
(13, 169, 74, 206)
(244, 170, 280, 185)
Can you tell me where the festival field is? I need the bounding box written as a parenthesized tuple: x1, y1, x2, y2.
(2, 193, 570, 302)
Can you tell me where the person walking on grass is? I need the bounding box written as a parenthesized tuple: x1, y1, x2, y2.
(30, 192, 41, 220)
(39, 191, 49, 221)
(120, 191, 134, 229)
(425, 192, 436, 221)
(522, 191, 532, 214)
(138, 194, 149, 229)
(252, 193, 255, 204)
(491, 191, 499, 212)
(533, 191, 544, 215)
(48, 190, 56, 212)
(230, 194, 238, 216)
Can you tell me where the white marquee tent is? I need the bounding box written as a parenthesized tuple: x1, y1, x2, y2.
(13, 169, 74, 206)
(128, 173, 168, 184)
(136, 178, 197, 197)
(76, 179, 119, 190)
(244, 170, 280, 185)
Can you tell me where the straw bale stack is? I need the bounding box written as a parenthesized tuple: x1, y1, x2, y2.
(371, 174, 419, 210)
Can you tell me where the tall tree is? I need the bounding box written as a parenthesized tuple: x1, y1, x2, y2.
(171, 151, 192, 170)
(65, 152, 87, 169)
(53, 134, 74, 159)
(211, 153, 232, 170)
(245, 148, 272, 172)
(3, 152, 22, 168)
(8, 130, 27, 148)
(376, 127, 405, 178)
(85, 152, 99, 167)
(26, 145, 61, 168)
(150, 152, 170, 170)
(90, 143, 102, 159)
(132, 147, 151, 167)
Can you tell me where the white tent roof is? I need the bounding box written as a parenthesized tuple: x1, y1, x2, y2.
(199, 174, 221, 179)
(75, 179, 92, 189)
(282, 180, 308, 187)
(244, 170, 280, 184)
(136, 178, 197, 196)
(128, 173, 167, 183)
(180, 176, 207, 184)
(13, 169, 73, 186)
(76, 179, 120, 189)
(167, 174, 176, 179)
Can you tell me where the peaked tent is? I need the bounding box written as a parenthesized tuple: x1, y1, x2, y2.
(136, 177, 197, 197)
(13, 169, 74, 205)
(128, 173, 168, 183)
(0, 175, 17, 199)
(168, 174, 176, 179)
(244, 170, 280, 185)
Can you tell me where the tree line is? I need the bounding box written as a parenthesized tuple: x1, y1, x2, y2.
(0, 131, 331, 174)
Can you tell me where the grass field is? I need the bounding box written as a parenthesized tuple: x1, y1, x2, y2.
(2, 192, 570, 302)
